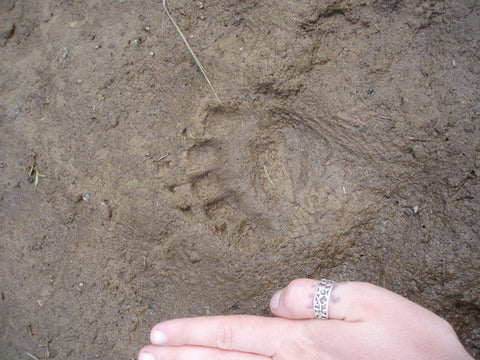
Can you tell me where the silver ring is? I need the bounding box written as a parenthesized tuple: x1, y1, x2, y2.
(313, 279, 335, 319)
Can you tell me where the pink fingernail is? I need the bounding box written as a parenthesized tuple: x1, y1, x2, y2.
(271, 290, 281, 309)
(151, 330, 168, 345)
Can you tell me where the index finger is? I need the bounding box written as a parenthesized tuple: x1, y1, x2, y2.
(150, 315, 295, 356)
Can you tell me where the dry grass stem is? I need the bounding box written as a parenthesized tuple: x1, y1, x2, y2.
(25, 352, 41, 360)
(162, 0, 222, 104)
(263, 164, 277, 189)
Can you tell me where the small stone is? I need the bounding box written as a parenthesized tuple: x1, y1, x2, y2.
(11, 108, 21, 121)
(43, 13, 53, 23)
(100, 200, 113, 221)
(188, 250, 202, 263)
(0, 23, 15, 46)
(149, 51, 155, 56)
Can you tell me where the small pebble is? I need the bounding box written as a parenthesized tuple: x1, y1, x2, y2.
(11, 108, 21, 121)
(43, 13, 53, 23)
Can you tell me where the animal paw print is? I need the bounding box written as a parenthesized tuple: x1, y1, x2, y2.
(164, 129, 249, 241)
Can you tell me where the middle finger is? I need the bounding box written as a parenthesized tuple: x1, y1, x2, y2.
(139, 344, 272, 360)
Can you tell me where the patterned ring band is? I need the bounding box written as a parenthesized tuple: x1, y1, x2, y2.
(313, 279, 335, 319)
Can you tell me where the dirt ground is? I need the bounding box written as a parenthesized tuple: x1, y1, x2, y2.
(0, 0, 479, 358)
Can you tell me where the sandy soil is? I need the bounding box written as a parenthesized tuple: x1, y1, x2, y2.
(1, 0, 479, 358)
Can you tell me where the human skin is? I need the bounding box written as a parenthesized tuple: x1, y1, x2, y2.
(138, 279, 474, 360)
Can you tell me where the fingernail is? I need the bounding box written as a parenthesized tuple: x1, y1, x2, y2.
(270, 290, 281, 309)
(139, 352, 155, 360)
(151, 330, 168, 345)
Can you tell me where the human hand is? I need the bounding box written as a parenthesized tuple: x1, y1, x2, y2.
(138, 279, 473, 359)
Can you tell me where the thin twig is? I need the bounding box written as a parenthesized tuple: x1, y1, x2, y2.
(25, 352, 41, 360)
(379, 116, 397, 122)
(162, 0, 222, 104)
(153, 152, 170, 162)
(407, 136, 429, 142)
